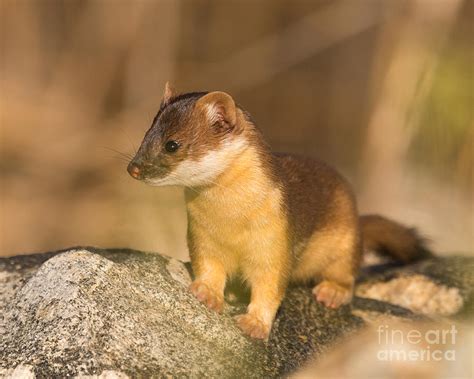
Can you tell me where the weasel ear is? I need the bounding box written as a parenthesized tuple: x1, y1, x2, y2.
(196, 91, 237, 130)
(161, 81, 176, 106)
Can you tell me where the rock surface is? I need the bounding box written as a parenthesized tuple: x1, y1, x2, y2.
(0, 247, 472, 378)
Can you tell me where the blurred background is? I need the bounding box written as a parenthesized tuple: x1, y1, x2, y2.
(0, 0, 472, 259)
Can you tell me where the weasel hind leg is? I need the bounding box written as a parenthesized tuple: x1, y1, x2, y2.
(312, 278, 353, 309)
(293, 226, 360, 309)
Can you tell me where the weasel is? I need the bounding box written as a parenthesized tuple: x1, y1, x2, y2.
(127, 82, 431, 340)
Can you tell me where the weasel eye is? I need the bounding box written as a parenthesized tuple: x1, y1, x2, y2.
(165, 140, 179, 153)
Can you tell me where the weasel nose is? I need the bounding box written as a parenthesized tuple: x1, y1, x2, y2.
(127, 163, 141, 179)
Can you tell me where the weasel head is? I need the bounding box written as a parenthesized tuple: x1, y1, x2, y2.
(128, 83, 249, 187)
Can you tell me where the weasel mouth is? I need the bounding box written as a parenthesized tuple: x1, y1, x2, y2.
(143, 177, 171, 186)
(127, 159, 174, 185)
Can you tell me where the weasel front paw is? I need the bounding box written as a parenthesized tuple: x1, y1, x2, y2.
(235, 313, 270, 340)
(189, 281, 224, 313)
(313, 280, 352, 309)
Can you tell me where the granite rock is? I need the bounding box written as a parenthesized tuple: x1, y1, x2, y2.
(1, 248, 472, 378)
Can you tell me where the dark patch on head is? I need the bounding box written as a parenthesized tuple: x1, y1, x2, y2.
(152, 92, 209, 125)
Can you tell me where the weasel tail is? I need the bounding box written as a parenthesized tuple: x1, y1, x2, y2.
(360, 215, 432, 263)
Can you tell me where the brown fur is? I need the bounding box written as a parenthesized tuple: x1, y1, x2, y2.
(128, 84, 432, 340)
(360, 215, 432, 263)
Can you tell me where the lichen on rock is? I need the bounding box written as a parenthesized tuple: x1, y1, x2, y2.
(356, 274, 464, 317)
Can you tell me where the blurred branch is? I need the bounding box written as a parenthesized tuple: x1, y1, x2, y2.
(360, 0, 464, 211)
(192, 0, 388, 91)
(42, 1, 148, 119)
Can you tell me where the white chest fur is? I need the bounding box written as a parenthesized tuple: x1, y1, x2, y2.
(185, 164, 288, 273)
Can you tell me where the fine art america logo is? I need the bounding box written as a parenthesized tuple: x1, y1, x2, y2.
(377, 324, 457, 361)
